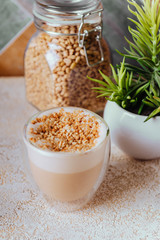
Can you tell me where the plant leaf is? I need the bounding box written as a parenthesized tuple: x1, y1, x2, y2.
(110, 64, 118, 83)
(144, 106, 160, 122)
(99, 70, 117, 90)
(87, 76, 109, 88)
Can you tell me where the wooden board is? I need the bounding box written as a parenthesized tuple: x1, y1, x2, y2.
(0, 23, 36, 76)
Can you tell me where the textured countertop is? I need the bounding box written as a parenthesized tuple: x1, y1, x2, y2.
(1, 77, 160, 240)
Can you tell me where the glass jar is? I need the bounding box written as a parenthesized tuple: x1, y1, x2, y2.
(24, 0, 111, 112)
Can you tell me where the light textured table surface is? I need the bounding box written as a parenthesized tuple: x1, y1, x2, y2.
(1, 77, 160, 240)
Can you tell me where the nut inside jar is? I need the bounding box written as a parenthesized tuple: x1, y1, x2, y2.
(25, 24, 111, 111)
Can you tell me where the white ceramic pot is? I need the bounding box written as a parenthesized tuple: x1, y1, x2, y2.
(104, 101, 160, 160)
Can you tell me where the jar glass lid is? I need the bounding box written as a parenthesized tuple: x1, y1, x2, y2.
(34, 0, 103, 34)
(35, 0, 101, 14)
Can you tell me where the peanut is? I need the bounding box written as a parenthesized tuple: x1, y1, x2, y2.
(25, 24, 111, 112)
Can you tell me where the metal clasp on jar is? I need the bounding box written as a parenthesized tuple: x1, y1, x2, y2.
(78, 8, 104, 67)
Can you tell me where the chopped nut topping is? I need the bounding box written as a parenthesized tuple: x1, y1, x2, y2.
(29, 109, 100, 152)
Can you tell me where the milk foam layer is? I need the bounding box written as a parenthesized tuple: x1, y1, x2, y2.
(24, 107, 109, 174)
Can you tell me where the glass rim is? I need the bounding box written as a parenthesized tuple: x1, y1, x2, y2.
(34, 0, 101, 16)
(23, 106, 110, 157)
(33, 0, 103, 32)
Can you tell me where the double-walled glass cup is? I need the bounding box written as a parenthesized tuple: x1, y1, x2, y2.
(23, 107, 110, 211)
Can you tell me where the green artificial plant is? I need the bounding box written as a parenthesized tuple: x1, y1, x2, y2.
(88, 0, 160, 121)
